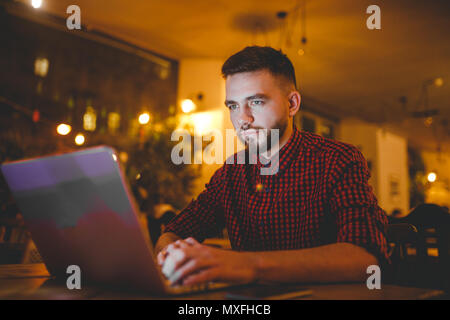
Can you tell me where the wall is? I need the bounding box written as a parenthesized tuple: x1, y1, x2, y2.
(177, 59, 244, 197)
(376, 130, 410, 216)
(339, 119, 409, 216)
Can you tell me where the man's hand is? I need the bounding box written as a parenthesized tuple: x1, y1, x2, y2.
(155, 232, 181, 258)
(158, 237, 257, 286)
(156, 237, 193, 267)
(156, 238, 378, 285)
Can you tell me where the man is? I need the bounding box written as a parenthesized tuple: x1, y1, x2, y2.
(155, 46, 389, 286)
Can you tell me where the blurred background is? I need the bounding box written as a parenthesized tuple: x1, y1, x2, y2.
(0, 0, 449, 288)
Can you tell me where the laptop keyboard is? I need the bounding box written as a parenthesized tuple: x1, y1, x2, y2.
(166, 280, 231, 295)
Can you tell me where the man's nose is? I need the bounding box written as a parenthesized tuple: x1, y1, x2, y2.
(238, 105, 254, 125)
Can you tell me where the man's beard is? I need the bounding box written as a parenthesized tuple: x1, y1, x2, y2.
(238, 119, 288, 155)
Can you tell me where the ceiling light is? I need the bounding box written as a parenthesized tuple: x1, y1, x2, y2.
(75, 134, 85, 146)
(31, 0, 42, 9)
(427, 172, 437, 183)
(56, 123, 71, 136)
(434, 77, 444, 87)
(138, 112, 150, 125)
(181, 99, 196, 113)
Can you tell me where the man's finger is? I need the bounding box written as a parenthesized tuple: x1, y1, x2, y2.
(162, 248, 190, 278)
(157, 250, 167, 266)
(159, 239, 192, 267)
(182, 268, 219, 286)
(169, 258, 210, 285)
(184, 237, 199, 245)
(177, 240, 194, 249)
(165, 243, 178, 253)
(166, 240, 191, 253)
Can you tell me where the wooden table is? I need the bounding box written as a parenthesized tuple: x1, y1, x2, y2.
(0, 263, 446, 300)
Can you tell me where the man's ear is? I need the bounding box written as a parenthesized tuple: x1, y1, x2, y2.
(288, 91, 301, 117)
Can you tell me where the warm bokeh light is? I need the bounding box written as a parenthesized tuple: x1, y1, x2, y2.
(178, 110, 223, 137)
(427, 172, 437, 183)
(297, 48, 305, 56)
(56, 123, 71, 136)
(74, 133, 85, 145)
(181, 99, 196, 113)
(34, 58, 49, 77)
(107, 112, 121, 132)
(138, 112, 150, 125)
(153, 122, 164, 132)
(434, 77, 444, 87)
(119, 151, 128, 163)
(83, 107, 97, 131)
(189, 112, 213, 135)
(31, 0, 42, 9)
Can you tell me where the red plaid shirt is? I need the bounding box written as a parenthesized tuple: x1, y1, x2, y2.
(164, 126, 390, 265)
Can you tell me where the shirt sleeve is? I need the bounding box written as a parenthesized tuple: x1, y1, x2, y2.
(328, 147, 390, 267)
(163, 165, 226, 242)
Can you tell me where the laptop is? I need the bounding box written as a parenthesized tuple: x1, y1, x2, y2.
(0, 146, 230, 295)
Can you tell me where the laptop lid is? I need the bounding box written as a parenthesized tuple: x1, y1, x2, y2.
(1, 146, 166, 293)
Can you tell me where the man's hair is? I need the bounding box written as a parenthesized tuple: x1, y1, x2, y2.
(221, 46, 297, 89)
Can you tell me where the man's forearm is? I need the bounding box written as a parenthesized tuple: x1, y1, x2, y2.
(246, 242, 378, 284)
(154, 232, 182, 255)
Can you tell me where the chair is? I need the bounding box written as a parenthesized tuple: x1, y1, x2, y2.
(21, 239, 43, 264)
(0, 225, 43, 265)
(0, 226, 29, 265)
(392, 204, 450, 291)
(385, 223, 418, 286)
(387, 223, 418, 261)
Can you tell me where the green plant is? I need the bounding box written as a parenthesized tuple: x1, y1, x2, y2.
(0, 116, 201, 221)
(126, 122, 201, 214)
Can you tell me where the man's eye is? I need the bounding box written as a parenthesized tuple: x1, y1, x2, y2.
(228, 104, 238, 110)
(250, 100, 264, 106)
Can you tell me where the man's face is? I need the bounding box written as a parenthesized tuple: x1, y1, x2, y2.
(225, 70, 291, 151)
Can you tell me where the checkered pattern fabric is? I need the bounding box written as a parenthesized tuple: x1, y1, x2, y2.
(164, 126, 390, 265)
